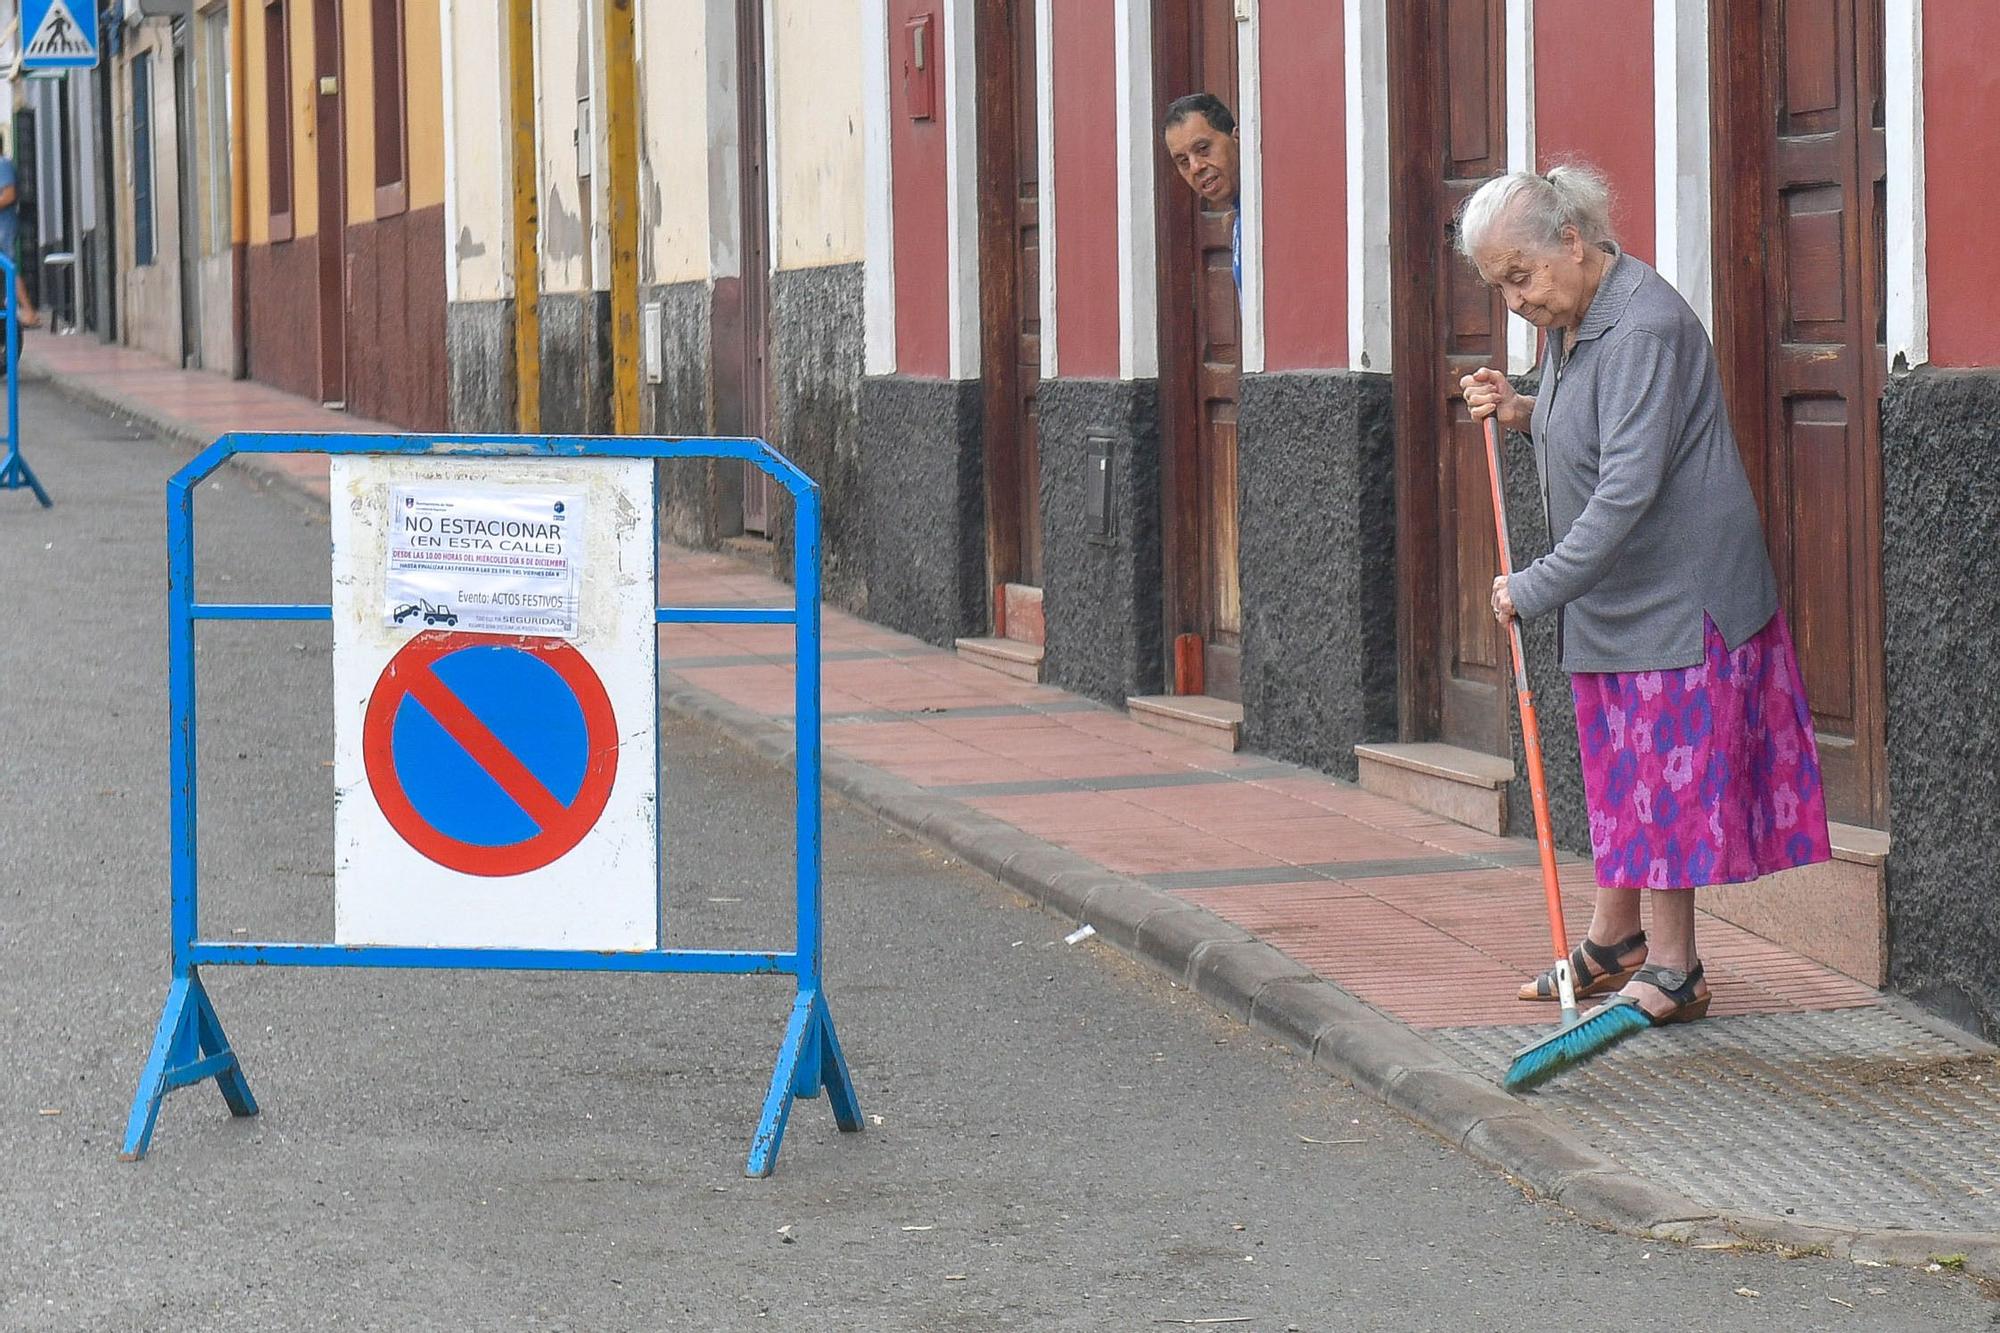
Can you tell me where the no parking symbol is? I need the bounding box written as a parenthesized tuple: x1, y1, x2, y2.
(362, 632, 619, 877)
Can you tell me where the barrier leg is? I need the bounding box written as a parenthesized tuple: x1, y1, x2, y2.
(120, 970, 258, 1161)
(0, 448, 50, 507)
(744, 989, 863, 1177)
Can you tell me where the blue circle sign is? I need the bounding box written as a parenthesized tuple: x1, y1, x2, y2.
(362, 632, 619, 877)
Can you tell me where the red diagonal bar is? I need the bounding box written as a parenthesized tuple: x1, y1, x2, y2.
(402, 667, 571, 833)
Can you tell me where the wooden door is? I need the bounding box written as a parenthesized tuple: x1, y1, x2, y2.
(1389, 0, 1510, 757)
(1158, 0, 1242, 699)
(1714, 0, 1888, 826)
(311, 0, 346, 405)
(977, 0, 1043, 591)
(735, 0, 773, 533)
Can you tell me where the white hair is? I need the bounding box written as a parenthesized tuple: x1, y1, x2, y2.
(1454, 163, 1616, 259)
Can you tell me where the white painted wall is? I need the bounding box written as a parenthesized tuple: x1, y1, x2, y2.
(769, 0, 865, 269)
(1504, 0, 1536, 375)
(447, 0, 511, 302)
(1344, 0, 1391, 372)
(1654, 0, 1712, 334)
(536, 0, 591, 292)
(943, 0, 979, 378)
(1113, 0, 1155, 380)
(637, 0, 712, 286)
(1885, 0, 1927, 370)
(862, 0, 895, 373)
(1236, 1, 1264, 374)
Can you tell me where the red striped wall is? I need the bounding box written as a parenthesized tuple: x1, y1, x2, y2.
(889, 2, 950, 377)
(1533, 1, 1654, 263)
(1258, 1, 1347, 370)
(1923, 0, 2000, 368)
(1051, 0, 1119, 378)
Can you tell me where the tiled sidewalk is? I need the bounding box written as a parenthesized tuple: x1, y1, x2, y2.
(657, 547, 1880, 1030)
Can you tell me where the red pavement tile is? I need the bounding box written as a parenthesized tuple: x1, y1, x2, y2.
(1221, 817, 1444, 864)
(966, 792, 1183, 836)
(875, 756, 1048, 787)
(1116, 783, 1332, 825)
(1051, 827, 1282, 876)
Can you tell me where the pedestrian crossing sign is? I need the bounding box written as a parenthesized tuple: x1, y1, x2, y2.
(21, 0, 98, 70)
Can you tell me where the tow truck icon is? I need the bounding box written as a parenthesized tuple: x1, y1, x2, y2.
(392, 597, 460, 627)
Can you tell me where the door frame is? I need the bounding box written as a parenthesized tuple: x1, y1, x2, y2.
(310, 0, 346, 404)
(1152, 0, 1202, 692)
(1386, 0, 1444, 741)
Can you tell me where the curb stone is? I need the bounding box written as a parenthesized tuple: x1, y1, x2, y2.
(55, 352, 1997, 1287)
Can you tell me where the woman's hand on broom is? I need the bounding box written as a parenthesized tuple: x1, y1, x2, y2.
(1461, 367, 1532, 433)
(1491, 575, 1517, 623)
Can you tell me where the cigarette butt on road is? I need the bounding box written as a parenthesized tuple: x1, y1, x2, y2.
(1064, 925, 1096, 945)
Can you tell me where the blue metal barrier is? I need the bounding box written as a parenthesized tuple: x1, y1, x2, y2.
(0, 253, 48, 506)
(121, 432, 862, 1175)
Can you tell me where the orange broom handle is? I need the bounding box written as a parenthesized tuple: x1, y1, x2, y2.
(1482, 415, 1570, 964)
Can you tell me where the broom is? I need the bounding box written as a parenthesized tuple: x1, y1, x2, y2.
(1480, 415, 1648, 1091)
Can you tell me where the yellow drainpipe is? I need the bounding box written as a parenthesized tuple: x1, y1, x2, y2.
(600, 0, 640, 434)
(507, 0, 541, 430)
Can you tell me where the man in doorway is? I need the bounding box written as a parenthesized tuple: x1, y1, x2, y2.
(0, 138, 41, 329)
(1162, 92, 1241, 290)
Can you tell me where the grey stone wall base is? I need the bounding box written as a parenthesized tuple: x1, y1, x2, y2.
(1237, 370, 1398, 779)
(859, 375, 987, 646)
(641, 280, 731, 550)
(1881, 367, 2000, 1042)
(446, 298, 516, 433)
(770, 264, 867, 614)
(539, 291, 614, 436)
(657, 664, 1997, 1281)
(1038, 378, 1163, 703)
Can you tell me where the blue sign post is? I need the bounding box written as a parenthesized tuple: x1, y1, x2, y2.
(121, 433, 862, 1176)
(0, 253, 48, 506)
(20, 0, 99, 69)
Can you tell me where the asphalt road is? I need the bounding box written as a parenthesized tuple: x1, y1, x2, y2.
(1, 386, 1992, 1331)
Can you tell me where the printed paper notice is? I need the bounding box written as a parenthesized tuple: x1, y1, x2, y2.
(385, 485, 586, 638)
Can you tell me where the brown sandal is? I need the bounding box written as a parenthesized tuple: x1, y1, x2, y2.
(1619, 962, 1712, 1025)
(1517, 930, 1646, 1002)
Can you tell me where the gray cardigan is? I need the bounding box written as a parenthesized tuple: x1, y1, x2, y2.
(1509, 249, 1778, 673)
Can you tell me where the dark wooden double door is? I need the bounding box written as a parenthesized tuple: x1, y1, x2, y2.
(1392, 0, 1887, 828)
(978, 0, 1240, 690)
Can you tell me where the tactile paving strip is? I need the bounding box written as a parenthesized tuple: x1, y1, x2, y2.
(1431, 1009, 2000, 1233)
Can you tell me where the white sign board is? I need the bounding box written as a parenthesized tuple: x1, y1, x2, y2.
(386, 483, 584, 638)
(330, 456, 658, 951)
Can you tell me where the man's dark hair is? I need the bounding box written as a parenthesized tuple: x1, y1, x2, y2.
(1162, 92, 1236, 136)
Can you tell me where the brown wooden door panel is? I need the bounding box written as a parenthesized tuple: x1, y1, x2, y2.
(979, 0, 1043, 592)
(1738, 0, 1889, 826)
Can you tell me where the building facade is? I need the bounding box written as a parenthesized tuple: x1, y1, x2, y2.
(441, 1, 1998, 1039)
(240, 0, 447, 425)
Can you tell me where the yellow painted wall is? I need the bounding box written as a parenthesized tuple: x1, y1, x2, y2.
(637, 0, 709, 285)
(245, 0, 321, 244)
(405, 0, 446, 210)
(770, 0, 864, 270)
(449, 0, 510, 300)
(343, 0, 376, 223)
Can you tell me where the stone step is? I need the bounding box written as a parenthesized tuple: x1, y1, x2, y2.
(998, 583, 1045, 648)
(953, 636, 1044, 683)
(1126, 695, 1243, 751)
(1698, 822, 1890, 988)
(1354, 741, 1514, 836)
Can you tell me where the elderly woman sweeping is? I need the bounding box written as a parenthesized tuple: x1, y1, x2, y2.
(1457, 164, 1832, 1036)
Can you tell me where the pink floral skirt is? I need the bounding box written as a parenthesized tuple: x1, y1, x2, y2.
(1571, 611, 1832, 889)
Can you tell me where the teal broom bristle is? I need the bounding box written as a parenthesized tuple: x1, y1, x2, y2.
(1503, 1002, 1651, 1091)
